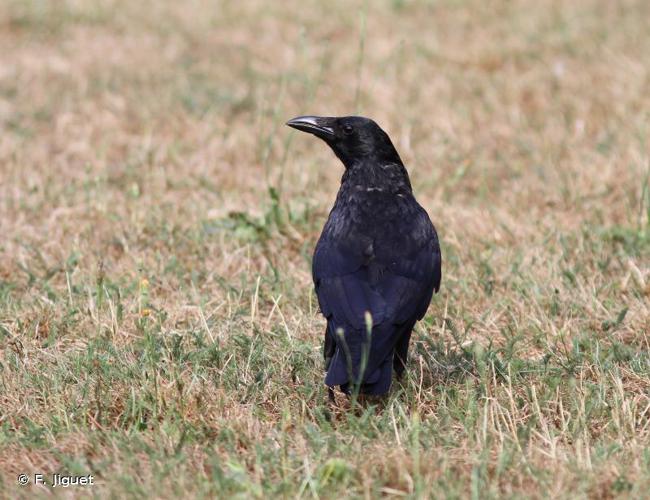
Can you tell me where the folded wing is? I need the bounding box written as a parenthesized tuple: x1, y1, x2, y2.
(313, 208, 441, 393)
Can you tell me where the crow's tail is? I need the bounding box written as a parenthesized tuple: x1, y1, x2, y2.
(324, 321, 414, 396)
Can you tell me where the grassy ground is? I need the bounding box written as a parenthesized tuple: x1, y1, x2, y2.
(1, 0, 649, 498)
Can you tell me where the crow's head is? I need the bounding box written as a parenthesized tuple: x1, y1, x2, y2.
(286, 115, 402, 167)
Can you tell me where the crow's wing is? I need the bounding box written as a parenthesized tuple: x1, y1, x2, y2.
(313, 207, 440, 389)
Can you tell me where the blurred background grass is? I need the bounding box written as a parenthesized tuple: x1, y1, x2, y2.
(0, 0, 649, 498)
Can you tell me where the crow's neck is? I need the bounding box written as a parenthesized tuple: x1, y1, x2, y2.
(340, 158, 413, 196)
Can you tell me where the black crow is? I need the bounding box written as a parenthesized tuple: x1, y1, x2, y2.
(287, 115, 441, 396)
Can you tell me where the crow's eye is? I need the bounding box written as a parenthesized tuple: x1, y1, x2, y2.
(342, 125, 354, 135)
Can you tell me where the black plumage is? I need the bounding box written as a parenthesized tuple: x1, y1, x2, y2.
(287, 115, 441, 396)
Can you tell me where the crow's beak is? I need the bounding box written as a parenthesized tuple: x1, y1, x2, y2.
(286, 115, 335, 140)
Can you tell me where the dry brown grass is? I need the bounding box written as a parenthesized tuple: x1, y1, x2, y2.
(0, 0, 649, 498)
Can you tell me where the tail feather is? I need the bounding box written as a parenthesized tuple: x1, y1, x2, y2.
(324, 321, 414, 395)
(340, 356, 393, 395)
